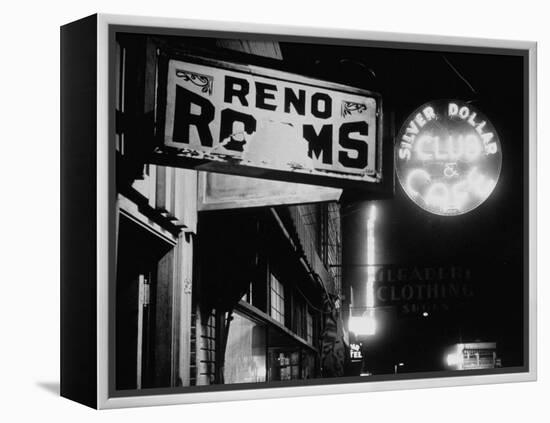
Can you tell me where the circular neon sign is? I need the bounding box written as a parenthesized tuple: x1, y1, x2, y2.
(395, 100, 502, 216)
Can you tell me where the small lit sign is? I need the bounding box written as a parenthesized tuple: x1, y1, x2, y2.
(349, 342, 363, 361)
(396, 100, 502, 216)
(445, 342, 498, 370)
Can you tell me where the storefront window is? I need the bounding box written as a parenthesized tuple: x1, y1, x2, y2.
(268, 349, 302, 381)
(306, 312, 313, 345)
(224, 312, 266, 384)
(270, 274, 285, 325)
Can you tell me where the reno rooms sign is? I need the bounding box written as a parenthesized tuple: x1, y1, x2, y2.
(155, 57, 382, 189)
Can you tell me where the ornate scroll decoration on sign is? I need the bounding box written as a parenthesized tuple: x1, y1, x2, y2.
(175, 68, 213, 95)
(341, 101, 368, 118)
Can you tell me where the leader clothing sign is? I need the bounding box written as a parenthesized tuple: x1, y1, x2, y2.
(395, 100, 502, 216)
(156, 57, 382, 188)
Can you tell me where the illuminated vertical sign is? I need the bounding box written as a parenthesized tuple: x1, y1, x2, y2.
(395, 100, 502, 216)
(349, 204, 377, 336)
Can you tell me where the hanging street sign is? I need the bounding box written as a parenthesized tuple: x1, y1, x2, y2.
(395, 99, 502, 216)
(153, 55, 383, 190)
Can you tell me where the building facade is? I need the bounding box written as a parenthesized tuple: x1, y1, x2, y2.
(114, 33, 348, 391)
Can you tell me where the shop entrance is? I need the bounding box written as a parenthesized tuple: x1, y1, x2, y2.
(115, 213, 175, 390)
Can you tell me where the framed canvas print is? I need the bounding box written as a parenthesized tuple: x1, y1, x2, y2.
(60, 14, 537, 409)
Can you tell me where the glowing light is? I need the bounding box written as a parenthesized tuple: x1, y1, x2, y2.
(416, 135, 433, 160)
(446, 352, 459, 367)
(415, 134, 483, 162)
(446, 344, 465, 368)
(366, 205, 376, 310)
(349, 313, 376, 336)
(396, 100, 502, 216)
(424, 182, 448, 209)
(349, 204, 378, 337)
(451, 179, 469, 211)
(467, 167, 496, 198)
(406, 168, 431, 197)
(448, 136, 465, 160)
(393, 362, 405, 374)
(463, 135, 483, 161)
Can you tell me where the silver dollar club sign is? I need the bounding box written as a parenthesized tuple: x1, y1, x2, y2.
(395, 100, 502, 216)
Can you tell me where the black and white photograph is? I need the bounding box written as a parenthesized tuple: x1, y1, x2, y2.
(108, 26, 530, 397)
(4, 0, 549, 420)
